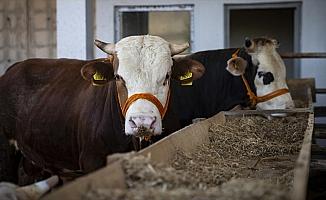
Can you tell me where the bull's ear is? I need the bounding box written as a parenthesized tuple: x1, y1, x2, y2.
(81, 61, 115, 86)
(172, 57, 205, 85)
(226, 57, 247, 76)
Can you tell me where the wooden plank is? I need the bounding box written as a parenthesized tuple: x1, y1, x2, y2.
(314, 130, 326, 139)
(292, 113, 314, 200)
(311, 144, 326, 155)
(314, 106, 326, 117)
(224, 108, 312, 116)
(287, 78, 316, 103)
(138, 112, 225, 164)
(280, 52, 326, 59)
(315, 124, 326, 129)
(315, 88, 326, 94)
(309, 159, 326, 176)
(44, 160, 127, 200)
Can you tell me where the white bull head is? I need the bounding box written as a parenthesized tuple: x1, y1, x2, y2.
(92, 35, 204, 137)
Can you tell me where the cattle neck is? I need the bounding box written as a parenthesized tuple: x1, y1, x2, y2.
(232, 49, 290, 107)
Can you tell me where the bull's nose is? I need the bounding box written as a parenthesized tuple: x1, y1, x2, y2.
(128, 116, 157, 129)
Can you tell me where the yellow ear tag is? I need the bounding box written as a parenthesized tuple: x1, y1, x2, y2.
(179, 71, 193, 86)
(93, 71, 106, 81)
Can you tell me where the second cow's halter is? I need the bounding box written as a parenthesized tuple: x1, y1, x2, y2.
(101, 56, 171, 119)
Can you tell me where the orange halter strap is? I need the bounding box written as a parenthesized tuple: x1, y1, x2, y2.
(232, 49, 289, 107)
(122, 90, 170, 119)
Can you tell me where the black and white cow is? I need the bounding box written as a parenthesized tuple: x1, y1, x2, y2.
(172, 37, 294, 126)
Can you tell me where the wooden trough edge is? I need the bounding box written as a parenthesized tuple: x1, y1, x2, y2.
(292, 113, 314, 200)
(138, 112, 226, 164)
(44, 112, 226, 200)
(44, 110, 313, 200)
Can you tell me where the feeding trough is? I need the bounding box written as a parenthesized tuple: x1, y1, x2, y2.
(44, 78, 314, 200)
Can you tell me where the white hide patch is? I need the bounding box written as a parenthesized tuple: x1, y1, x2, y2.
(115, 35, 172, 135)
(116, 35, 172, 101)
(249, 44, 295, 110)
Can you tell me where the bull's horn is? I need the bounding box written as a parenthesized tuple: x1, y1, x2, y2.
(169, 42, 190, 56)
(172, 54, 189, 61)
(16, 175, 59, 199)
(94, 39, 116, 55)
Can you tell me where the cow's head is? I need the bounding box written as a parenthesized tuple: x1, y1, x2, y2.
(82, 35, 204, 137)
(227, 37, 294, 110)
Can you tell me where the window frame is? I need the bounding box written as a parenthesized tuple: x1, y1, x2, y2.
(114, 4, 194, 52)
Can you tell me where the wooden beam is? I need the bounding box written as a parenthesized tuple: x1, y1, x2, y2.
(224, 108, 312, 116)
(316, 89, 326, 94)
(314, 106, 326, 117)
(292, 113, 314, 200)
(281, 52, 326, 59)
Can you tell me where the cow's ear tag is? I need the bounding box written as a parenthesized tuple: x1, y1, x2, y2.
(92, 71, 107, 86)
(179, 71, 193, 86)
(93, 71, 106, 81)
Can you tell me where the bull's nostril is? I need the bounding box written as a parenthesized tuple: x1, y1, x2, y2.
(150, 116, 157, 129)
(129, 118, 137, 128)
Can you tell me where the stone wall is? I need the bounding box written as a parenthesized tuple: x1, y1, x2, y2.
(0, 0, 56, 75)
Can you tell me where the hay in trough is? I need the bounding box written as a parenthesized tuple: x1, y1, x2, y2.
(82, 113, 308, 200)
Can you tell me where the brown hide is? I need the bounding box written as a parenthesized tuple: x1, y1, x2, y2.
(0, 58, 180, 177)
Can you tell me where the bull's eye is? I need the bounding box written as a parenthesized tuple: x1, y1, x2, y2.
(114, 74, 120, 80)
(115, 74, 126, 84)
(163, 73, 170, 86)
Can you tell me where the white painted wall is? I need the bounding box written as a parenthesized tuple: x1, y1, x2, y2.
(94, 0, 326, 104)
(301, 0, 326, 105)
(57, 0, 87, 59)
(94, 0, 222, 58)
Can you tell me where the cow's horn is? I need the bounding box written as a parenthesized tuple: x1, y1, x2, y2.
(170, 42, 190, 56)
(16, 175, 59, 199)
(172, 54, 188, 61)
(94, 39, 116, 55)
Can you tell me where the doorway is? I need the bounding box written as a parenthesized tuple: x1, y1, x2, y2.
(225, 3, 301, 78)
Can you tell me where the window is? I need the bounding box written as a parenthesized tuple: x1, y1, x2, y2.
(115, 5, 194, 53)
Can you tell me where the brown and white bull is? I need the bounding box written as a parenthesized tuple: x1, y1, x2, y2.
(0, 35, 204, 183)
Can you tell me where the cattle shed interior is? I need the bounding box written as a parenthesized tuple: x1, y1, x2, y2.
(1, 0, 326, 200)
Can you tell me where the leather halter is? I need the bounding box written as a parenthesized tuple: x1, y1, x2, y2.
(122, 90, 170, 119)
(232, 49, 290, 107)
(103, 56, 171, 119)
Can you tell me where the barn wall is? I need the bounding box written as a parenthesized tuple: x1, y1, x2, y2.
(93, 0, 326, 104)
(0, 0, 56, 75)
(94, 0, 221, 58)
(56, 0, 87, 59)
(28, 0, 56, 59)
(0, 0, 28, 75)
(301, 0, 326, 105)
